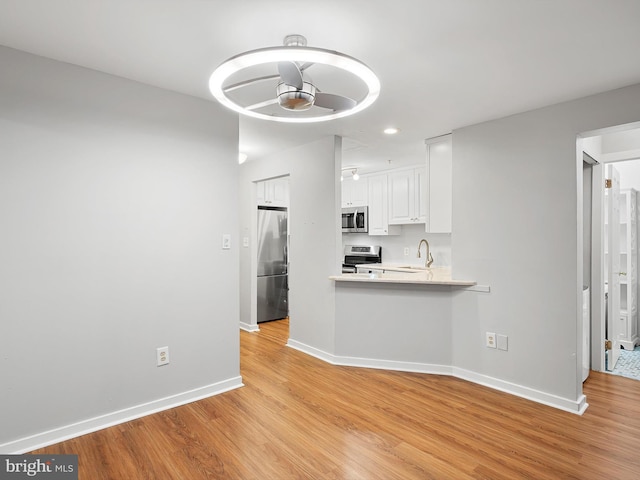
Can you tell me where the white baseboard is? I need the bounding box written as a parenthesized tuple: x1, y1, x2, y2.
(287, 340, 587, 415)
(287, 339, 334, 363)
(239, 322, 259, 332)
(338, 355, 453, 375)
(2, 376, 244, 454)
(452, 367, 588, 415)
(288, 339, 450, 375)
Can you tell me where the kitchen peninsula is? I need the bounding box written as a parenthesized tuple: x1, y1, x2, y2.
(329, 266, 480, 375)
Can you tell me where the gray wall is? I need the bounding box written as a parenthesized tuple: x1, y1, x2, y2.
(335, 283, 453, 365)
(451, 83, 640, 403)
(0, 47, 240, 450)
(238, 136, 342, 352)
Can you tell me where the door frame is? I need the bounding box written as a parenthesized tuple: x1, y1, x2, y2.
(590, 159, 606, 372)
(580, 121, 640, 374)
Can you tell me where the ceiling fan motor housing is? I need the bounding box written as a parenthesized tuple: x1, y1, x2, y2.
(277, 81, 316, 111)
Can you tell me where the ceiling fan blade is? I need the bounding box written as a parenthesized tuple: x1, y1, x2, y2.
(314, 92, 357, 111)
(299, 62, 314, 72)
(223, 74, 281, 93)
(278, 61, 303, 89)
(245, 98, 279, 111)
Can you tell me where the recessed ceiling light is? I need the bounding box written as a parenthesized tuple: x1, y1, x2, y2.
(209, 35, 380, 123)
(238, 153, 248, 164)
(384, 127, 399, 135)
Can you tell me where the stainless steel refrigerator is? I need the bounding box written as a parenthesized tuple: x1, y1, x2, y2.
(257, 206, 288, 323)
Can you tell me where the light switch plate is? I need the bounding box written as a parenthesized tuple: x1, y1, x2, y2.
(497, 334, 508, 351)
(222, 234, 231, 250)
(243, 236, 249, 248)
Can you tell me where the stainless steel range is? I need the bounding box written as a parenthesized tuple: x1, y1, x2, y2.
(342, 245, 382, 273)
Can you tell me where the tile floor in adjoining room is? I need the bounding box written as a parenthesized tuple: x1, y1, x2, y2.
(611, 346, 640, 381)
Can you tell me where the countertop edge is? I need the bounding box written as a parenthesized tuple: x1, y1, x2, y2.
(332, 264, 476, 286)
(329, 274, 476, 286)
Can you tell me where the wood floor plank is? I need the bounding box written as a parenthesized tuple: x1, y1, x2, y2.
(32, 318, 640, 479)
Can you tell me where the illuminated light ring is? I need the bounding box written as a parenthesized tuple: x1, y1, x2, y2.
(209, 46, 380, 123)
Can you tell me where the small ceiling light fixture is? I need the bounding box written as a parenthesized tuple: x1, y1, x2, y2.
(238, 152, 248, 164)
(342, 167, 360, 181)
(383, 127, 399, 135)
(209, 34, 380, 123)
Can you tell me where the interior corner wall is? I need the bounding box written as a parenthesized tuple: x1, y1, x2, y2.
(238, 136, 342, 353)
(451, 83, 640, 405)
(0, 47, 240, 451)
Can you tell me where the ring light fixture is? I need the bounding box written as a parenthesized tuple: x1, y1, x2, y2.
(208, 35, 380, 123)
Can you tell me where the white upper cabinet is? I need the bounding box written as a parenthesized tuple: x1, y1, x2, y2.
(342, 177, 368, 207)
(425, 134, 452, 233)
(368, 174, 401, 236)
(388, 167, 426, 225)
(257, 176, 289, 207)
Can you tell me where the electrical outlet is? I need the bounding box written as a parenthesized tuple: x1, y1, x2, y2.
(157, 346, 170, 366)
(403, 247, 410, 256)
(486, 332, 497, 349)
(497, 334, 508, 351)
(242, 236, 249, 248)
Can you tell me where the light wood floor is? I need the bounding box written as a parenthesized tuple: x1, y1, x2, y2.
(33, 319, 640, 479)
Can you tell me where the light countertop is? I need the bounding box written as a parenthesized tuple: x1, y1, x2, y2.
(330, 265, 476, 286)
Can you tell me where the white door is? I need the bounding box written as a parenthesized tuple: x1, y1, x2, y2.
(606, 164, 622, 371)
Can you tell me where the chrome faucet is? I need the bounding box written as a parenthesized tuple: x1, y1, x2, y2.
(417, 238, 434, 268)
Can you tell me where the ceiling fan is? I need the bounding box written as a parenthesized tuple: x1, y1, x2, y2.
(209, 34, 380, 123)
(233, 35, 357, 113)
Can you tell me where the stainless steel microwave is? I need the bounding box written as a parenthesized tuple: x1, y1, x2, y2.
(342, 206, 368, 233)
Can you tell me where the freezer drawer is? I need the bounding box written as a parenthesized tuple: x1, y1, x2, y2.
(257, 274, 288, 323)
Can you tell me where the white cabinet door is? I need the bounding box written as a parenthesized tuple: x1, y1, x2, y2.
(367, 174, 400, 236)
(425, 134, 452, 233)
(256, 181, 267, 206)
(388, 168, 425, 225)
(388, 170, 413, 224)
(341, 179, 351, 208)
(351, 177, 368, 206)
(257, 177, 289, 207)
(342, 177, 368, 207)
(415, 167, 427, 223)
(270, 177, 289, 207)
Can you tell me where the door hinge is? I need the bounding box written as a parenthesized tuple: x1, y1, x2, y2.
(605, 339, 612, 350)
(605, 178, 612, 188)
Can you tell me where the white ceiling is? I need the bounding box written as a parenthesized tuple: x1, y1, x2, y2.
(1, 0, 640, 173)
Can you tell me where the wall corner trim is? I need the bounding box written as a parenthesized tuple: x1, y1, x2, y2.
(240, 322, 260, 332)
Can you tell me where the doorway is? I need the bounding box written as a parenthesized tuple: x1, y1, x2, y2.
(581, 123, 640, 380)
